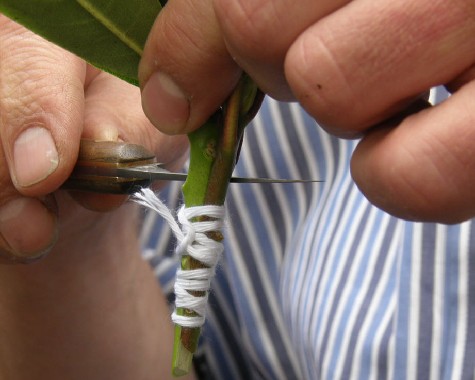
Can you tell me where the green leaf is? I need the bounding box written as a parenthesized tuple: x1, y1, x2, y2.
(0, 0, 162, 85)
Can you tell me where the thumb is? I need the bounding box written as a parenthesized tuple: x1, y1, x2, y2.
(138, 0, 241, 135)
(0, 17, 86, 262)
(0, 17, 86, 197)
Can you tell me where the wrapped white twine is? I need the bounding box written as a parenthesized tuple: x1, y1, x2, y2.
(132, 188, 225, 328)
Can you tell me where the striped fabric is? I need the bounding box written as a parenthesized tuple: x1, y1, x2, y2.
(140, 92, 475, 379)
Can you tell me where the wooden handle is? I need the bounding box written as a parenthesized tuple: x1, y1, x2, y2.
(76, 139, 155, 166)
(63, 140, 156, 194)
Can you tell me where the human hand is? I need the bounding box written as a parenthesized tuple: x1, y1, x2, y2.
(138, 0, 475, 223)
(0, 16, 188, 263)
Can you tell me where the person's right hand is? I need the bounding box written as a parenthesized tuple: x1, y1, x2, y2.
(138, 0, 475, 224)
(0, 15, 188, 263)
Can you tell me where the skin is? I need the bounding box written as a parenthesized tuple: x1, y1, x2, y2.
(139, 0, 475, 223)
(0, 16, 194, 380)
(0, 0, 474, 377)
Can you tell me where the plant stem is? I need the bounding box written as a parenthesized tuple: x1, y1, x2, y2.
(171, 74, 262, 376)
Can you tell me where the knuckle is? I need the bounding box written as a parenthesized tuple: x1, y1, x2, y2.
(0, 53, 83, 136)
(285, 33, 358, 133)
(142, 0, 239, 90)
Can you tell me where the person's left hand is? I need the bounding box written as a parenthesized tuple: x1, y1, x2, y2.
(0, 17, 190, 379)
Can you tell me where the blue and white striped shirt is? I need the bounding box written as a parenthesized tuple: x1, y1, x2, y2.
(141, 92, 475, 379)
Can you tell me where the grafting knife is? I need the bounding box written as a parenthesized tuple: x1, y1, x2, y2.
(63, 139, 321, 194)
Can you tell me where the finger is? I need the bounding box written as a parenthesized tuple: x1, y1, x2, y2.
(0, 125, 58, 263)
(84, 70, 188, 170)
(285, 0, 475, 136)
(0, 196, 58, 264)
(0, 17, 87, 196)
(0, 129, 58, 263)
(139, 0, 242, 135)
(212, 0, 350, 100)
(0, 17, 86, 262)
(74, 70, 188, 211)
(351, 79, 475, 223)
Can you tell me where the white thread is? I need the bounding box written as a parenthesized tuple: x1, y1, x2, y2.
(132, 188, 225, 329)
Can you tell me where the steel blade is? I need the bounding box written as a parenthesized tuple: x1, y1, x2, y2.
(117, 164, 322, 184)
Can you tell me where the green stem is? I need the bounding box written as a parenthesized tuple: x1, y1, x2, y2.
(171, 74, 261, 376)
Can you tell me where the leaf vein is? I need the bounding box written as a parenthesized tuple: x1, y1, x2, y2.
(75, 0, 143, 55)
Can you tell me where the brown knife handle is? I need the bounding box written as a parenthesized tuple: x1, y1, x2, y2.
(76, 139, 155, 165)
(63, 140, 156, 194)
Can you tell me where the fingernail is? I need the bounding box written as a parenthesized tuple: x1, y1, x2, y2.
(0, 198, 58, 262)
(141, 72, 190, 134)
(13, 127, 59, 187)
